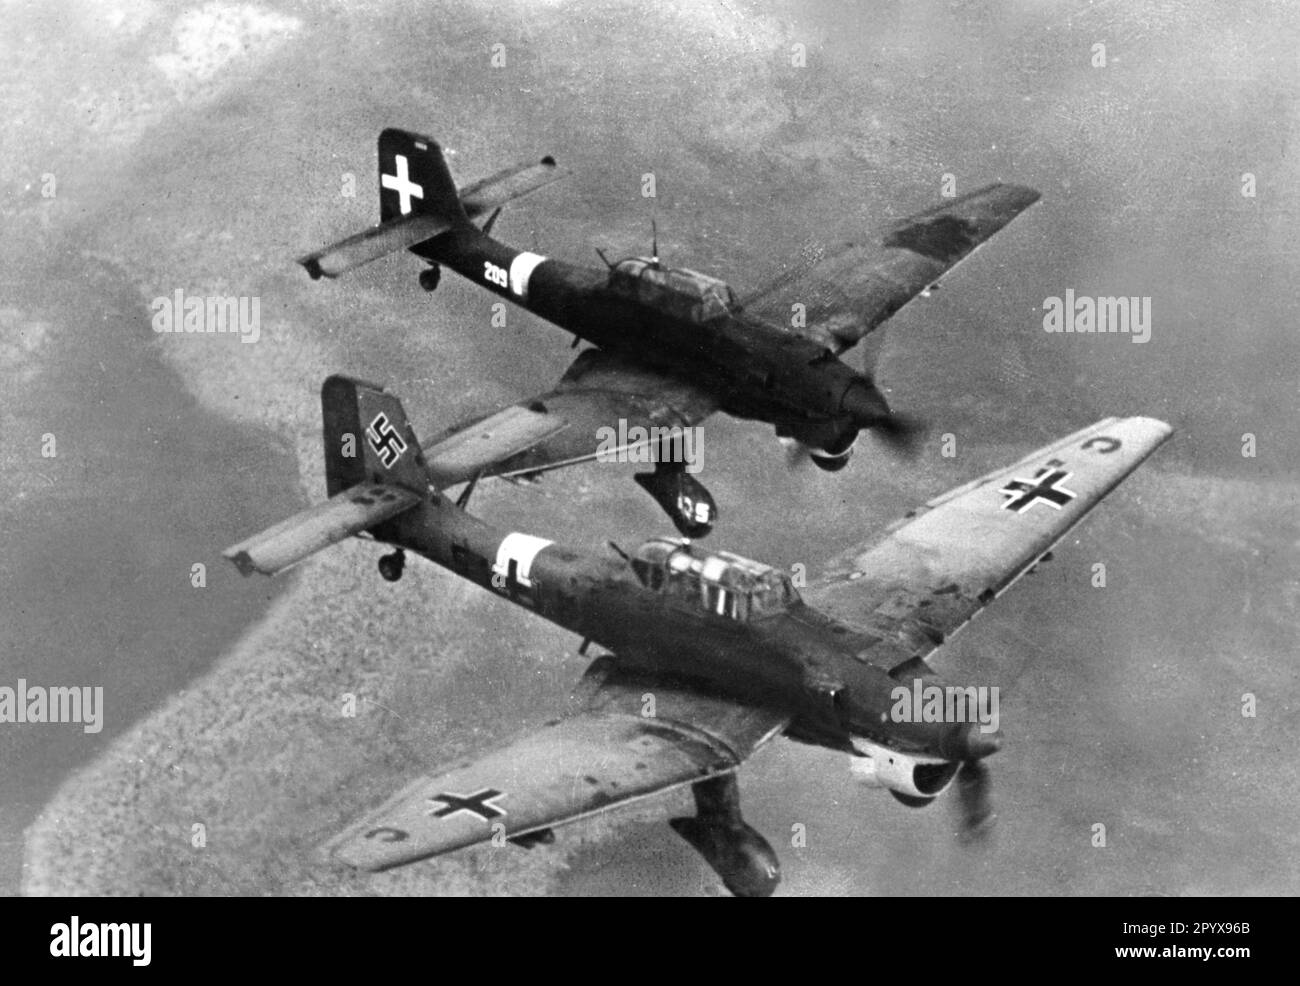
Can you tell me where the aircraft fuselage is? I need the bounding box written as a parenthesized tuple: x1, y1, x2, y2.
(377, 490, 987, 765)
(416, 227, 885, 447)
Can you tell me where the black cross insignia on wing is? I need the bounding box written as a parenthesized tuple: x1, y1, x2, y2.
(999, 467, 1077, 513)
(366, 412, 408, 468)
(427, 788, 507, 823)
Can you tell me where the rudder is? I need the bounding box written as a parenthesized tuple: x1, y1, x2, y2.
(323, 375, 430, 496)
(378, 128, 471, 227)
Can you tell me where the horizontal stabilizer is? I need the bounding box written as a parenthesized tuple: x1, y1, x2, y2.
(424, 405, 567, 488)
(459, 157, 566, 222)
(223, 482, 421, 576)
(297, 212, 454, 280)
(299, 145, 562, 280)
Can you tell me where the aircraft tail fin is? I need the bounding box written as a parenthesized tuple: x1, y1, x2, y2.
(378, 128, 472, 227)
(297, 130, 471, 280)
(323, 374, 431, 496)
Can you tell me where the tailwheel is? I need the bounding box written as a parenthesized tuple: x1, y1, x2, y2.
(418, 265, 441, 292)
(378, 549, 406, 582)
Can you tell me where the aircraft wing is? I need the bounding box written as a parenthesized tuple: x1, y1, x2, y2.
(424, 348, 718, 486)
(737, 183, 1040, 354)
(322, 660, 788, 870)
(801, 417, 1172, 672)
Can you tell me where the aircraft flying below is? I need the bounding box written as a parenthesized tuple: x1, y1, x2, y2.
(224, 376, 1170, 897)
(298, 129, 1041, 538)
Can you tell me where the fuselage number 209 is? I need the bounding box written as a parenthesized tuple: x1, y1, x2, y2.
(484, 261, 509, 288)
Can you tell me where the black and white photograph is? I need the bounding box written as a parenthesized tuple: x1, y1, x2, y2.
(1, 0, 1295, 924)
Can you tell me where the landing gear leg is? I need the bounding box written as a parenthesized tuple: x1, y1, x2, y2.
(634, 439, 718, 539)
(378, 549, 406, 582)
(418, 265, 441, 292)
(669, 774, 780, 897)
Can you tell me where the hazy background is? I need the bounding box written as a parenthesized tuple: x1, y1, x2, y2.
(2, 0, 1296, 896)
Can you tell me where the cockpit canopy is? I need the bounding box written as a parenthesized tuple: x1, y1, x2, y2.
(608, 257, 737, 324)
(630, 537, 800, 621)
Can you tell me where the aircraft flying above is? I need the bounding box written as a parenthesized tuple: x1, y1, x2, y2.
(225, 376, 1170, 897)
(298, 129, 1041, 538)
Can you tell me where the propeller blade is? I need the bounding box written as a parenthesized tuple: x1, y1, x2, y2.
(871, 412, 928, 458)
(774, 437, 806, 470)
(955, 759, 995, 843)
(840, 382, 927, 458)
(778, 436, 810, 469)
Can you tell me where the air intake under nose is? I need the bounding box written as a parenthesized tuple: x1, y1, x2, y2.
(913, 760, 962, 796)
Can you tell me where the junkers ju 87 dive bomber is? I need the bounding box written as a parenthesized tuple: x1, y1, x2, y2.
(224, 376, 1170, 897)
(297, 129, 1040, 538)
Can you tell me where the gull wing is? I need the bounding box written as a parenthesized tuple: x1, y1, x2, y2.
(738, 183, 1040, 353)
(802, 417, 1172, 672)
(323, 660, 787, 871)
(423, 348, 718, 486)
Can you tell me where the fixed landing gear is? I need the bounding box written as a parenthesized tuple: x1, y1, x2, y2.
(670, 773, 780, 897)
(632, 435, 717, 538)
(378, 549, 406, 582)
(634, 458, 718, 539)
(418, 264, 442, 292)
